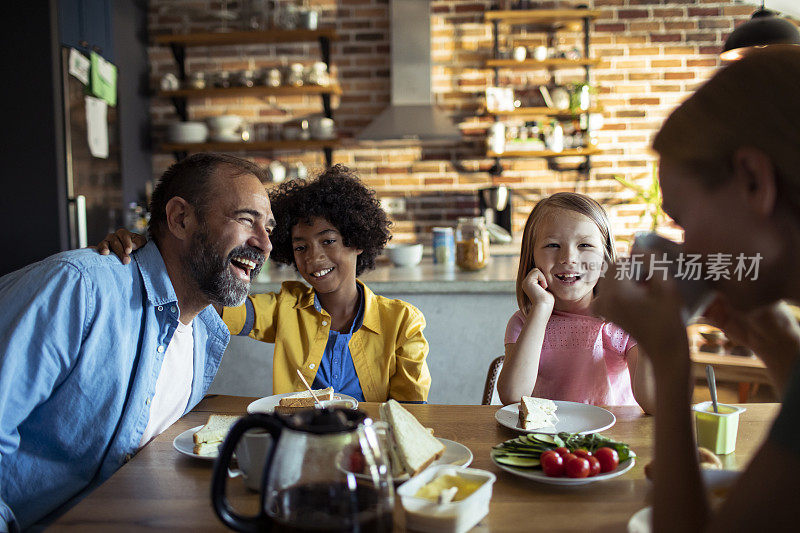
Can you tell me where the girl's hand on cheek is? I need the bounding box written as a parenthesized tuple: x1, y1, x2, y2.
(523, 268, 555, 312)
(592, 262, 688, 372)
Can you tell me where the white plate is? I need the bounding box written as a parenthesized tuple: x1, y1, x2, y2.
(247, 392, 359, 414)
(627, 506, 651, 533)
(492, 455, 635, 486)
(627, 469, 740, 532)
(495, 401, 616, 435)
(173, 425, 216, 461)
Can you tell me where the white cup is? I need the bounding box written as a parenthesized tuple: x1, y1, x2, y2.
(513, 46, 527, 62)
(232, 429, 273, 491)
(533, 45, 548, 61)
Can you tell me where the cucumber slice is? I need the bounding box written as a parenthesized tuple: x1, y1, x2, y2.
(529, 433, 557, 445)
(493, 455, 541, 468)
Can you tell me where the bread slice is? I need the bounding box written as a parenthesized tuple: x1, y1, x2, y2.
(380, 399, 445, 477)
(193, 441, 222, 456)
(518, 396, 558, 430)
(278, 387, 335, 408)
(193, 414, 240, 445)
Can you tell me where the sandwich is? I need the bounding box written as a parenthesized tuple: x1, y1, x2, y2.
(518, 396, 558, 430)
(193, 414, 240, 456)
(379, 399, 445, 477)
(278, 387, 335, 409)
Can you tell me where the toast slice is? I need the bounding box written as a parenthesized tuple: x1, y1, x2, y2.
(518, 396, 558, 430)
(193, 441, 222, 456)
(278, 387, 335, 408)
(193, 414, 240, 445)
(380, 399, 445, 477)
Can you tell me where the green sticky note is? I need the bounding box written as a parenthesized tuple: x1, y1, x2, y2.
(90, 52, 117, 107)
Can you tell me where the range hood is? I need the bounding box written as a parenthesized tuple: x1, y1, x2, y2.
(357, 0, 462, 142)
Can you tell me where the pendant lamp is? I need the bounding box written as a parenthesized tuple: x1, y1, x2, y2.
(721, 2, 800, 61)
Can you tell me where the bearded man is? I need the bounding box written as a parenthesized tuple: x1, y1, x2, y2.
(0, 153, 274, 531)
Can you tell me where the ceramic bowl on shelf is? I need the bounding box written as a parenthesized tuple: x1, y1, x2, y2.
(205, 114, 243, 133)
(385, 243, 424, 267)
(166, 121, 208, 144)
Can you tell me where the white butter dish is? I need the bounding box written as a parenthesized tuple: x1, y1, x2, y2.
(396, 465, 496, 533)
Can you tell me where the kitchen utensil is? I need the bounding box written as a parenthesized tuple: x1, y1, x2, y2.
(211, 408, 394, 531)
(706, 365, 719, 413)
(160, 73, 180, 91)
(309, 117, 335, 139)
(296, 368, 321, 406)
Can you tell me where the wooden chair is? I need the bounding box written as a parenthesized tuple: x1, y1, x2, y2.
(482, 355, 505, 405)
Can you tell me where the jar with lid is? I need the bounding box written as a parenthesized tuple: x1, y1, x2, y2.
(187, 71, 206, 90)
(456, 217, 490, 271)
(306, 62, 330, 87)
(287, 64, 305, 87)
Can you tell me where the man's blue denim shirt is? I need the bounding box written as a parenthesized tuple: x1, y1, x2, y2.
(0, 241, 230, 530)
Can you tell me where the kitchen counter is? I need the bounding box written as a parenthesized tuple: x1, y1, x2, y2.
(252, 254, 519, 294)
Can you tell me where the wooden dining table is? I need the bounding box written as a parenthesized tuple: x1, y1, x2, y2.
(51, 396, 780, 532)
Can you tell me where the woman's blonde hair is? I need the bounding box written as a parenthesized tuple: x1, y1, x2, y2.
(516, 192, 616, 315)
(653, 46, 800, 212)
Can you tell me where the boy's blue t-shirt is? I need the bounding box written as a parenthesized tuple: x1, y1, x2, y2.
(311, 286, 366, 401)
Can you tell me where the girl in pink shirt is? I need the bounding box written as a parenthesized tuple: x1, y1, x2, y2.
(496, 193, 655, 412)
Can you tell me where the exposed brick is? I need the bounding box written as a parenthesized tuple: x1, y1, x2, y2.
(618, 9, 649, 19)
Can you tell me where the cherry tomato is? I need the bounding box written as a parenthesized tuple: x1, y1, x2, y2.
(587, 456, 601, 477)
(573, 449, 592, 460)
(594, 447, 619, 473)
(565, 456, 590, 478)
(561, 452, 577, 465)
(540, 451, 564, 477)
(554, 447, 571, 458)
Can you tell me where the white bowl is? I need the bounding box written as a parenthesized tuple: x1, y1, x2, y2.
(206, 114, 242, 132)
(166, 122, 208, 143)
(384, 243, 423, 267)
(397, 465, 496, 533)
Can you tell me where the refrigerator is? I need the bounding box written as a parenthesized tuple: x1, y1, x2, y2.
(60, 46, 123, 249)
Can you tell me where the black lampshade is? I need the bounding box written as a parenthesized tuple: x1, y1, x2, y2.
(721, 8, 800, 61)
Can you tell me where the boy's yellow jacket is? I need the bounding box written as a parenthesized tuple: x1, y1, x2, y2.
(222, 280, 431, 402)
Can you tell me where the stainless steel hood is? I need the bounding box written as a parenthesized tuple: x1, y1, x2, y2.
(357, 0, 461, 142)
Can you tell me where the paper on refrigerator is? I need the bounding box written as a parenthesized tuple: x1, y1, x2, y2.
(85, 96, 109, 159)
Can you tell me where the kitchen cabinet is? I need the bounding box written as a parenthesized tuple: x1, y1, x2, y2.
(483, 8, 601, 174)
(154, 29, 339, 167)
(58, 0, 114, 62)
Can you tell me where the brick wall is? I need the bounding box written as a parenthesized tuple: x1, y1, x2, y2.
(147, 0, 759, 249)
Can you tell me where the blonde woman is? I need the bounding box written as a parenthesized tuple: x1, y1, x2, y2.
(497, 192, 656, 413)
(594, 46, 800, 532)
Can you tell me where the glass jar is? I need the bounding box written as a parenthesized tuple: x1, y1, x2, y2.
(287, 63, 305, 87)
(456, 217, 490, 271)
(306, 62, 330, 86)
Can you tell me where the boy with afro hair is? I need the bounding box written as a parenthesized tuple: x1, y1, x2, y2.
(99, 164, 431, 402)
(224, 164, 430, 402)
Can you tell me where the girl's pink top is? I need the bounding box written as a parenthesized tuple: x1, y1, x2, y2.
(504, 309, 638, 406)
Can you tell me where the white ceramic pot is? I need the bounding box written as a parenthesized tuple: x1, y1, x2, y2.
(167, 122, 208, 143)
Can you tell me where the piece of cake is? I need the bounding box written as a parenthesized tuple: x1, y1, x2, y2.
(518, 396, 559, 430)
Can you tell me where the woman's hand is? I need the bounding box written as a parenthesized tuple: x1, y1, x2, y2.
(592, 261, 689, 373)
(522, 268, 555, 313)
(96, 229, 148, 265)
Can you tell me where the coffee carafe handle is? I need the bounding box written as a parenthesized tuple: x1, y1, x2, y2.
(211, 413, 283, 533)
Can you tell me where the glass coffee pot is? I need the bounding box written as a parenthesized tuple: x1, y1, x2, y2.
(211, 408, 394, 532)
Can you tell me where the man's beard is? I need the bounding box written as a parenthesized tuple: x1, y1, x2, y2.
(183, 226, 265, 308)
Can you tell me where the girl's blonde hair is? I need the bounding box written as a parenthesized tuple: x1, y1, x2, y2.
(653, 46, 800, 215)
(516, 192, 616, 315)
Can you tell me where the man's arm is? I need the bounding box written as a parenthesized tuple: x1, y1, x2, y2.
(0, 264, 88, 530)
